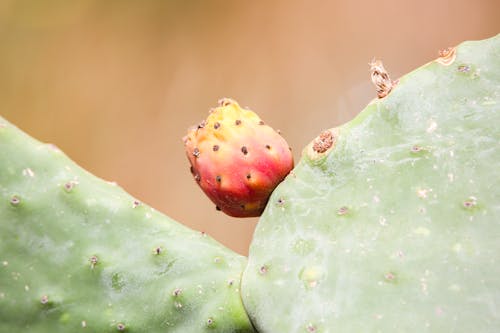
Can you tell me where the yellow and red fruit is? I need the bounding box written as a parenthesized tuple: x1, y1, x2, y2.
(184, 98, 294, 217)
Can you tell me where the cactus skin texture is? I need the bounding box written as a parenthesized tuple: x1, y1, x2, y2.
(242, 34, 500, 332)
(0, 118, 254, 332)
(184, 98, 293, 218)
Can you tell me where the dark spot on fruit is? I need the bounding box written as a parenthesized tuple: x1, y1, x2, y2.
(194, 174, 201, 182)
(155, 247, 161, 255)
(132, 200, 141, 208)
(235, 119, 242, 125)
(116, 323, 126, 331)
(206, 317, 215, 327)
(277, 198, 285, 206)
(216, 175, 222, 183)
(276, 129, 281, 134)
(246, 173, 251, 180)
(190, 166, 195, 174)
(197, 121, 206, 129)
(214, 122, 221, 129)
(259, 265, 268, 275)
(40, 295, 49, 305)
(219, 98, 233, 106)
(215, 206, 221, 211)
(213, 145, 219, 151)
(193, 148, 200, 158)
(265, 145, 271, 150)
(240, 204, 245, 209)
(259, 120, 265, 125)
(10, 195, 20, 206)
(241, 146, 248, 155)
(458, 64, 470, 73)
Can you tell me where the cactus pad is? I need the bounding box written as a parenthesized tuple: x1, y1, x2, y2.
(242, 34, 500, 332)
(0, 118, 254, 332)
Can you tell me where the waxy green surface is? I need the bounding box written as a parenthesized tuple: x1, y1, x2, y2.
(0, 118, 254, 332)
(242, 34, 500, 332)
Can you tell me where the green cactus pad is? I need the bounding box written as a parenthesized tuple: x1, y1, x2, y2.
(0, 118, 254, 332)
(242, 34, 500, 332)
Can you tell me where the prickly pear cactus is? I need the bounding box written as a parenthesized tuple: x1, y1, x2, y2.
(242, 34, 500, 332)
(0, 118, 254, 332)
(184, 98, 293, 218)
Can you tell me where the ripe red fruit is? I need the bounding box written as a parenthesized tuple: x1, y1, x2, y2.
(183, 98, 294, 217)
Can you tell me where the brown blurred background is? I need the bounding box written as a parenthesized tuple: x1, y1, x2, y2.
(0, 0, 498, 255)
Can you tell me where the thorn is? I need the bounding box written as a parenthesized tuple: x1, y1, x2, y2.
(369, 59, 394, 98)
(411, 145, 424, 153)
(90, 256, 98, 269)
(10, 195, 20, 206)
(218, 98, 236, 107)
(193, 148, 200, 158)
(64, 180, 78, 192)
(197, 120, 206, 129)
(172, 288, 182, 297)
(437, 46, 456, 66)
(312, 130, 335, 153)
(337, 206, 349, 216)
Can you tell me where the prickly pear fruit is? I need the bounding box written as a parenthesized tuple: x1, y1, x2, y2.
(242, 34, 500, 332)
(0, 116, 255, 332)
(184, 98, 293, 217)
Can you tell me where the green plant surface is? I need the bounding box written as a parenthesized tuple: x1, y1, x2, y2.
(0, 117, 254, 332)
(242, 34, 500, 332)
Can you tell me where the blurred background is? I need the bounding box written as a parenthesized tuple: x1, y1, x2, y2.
(0, 0, 498, 255)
